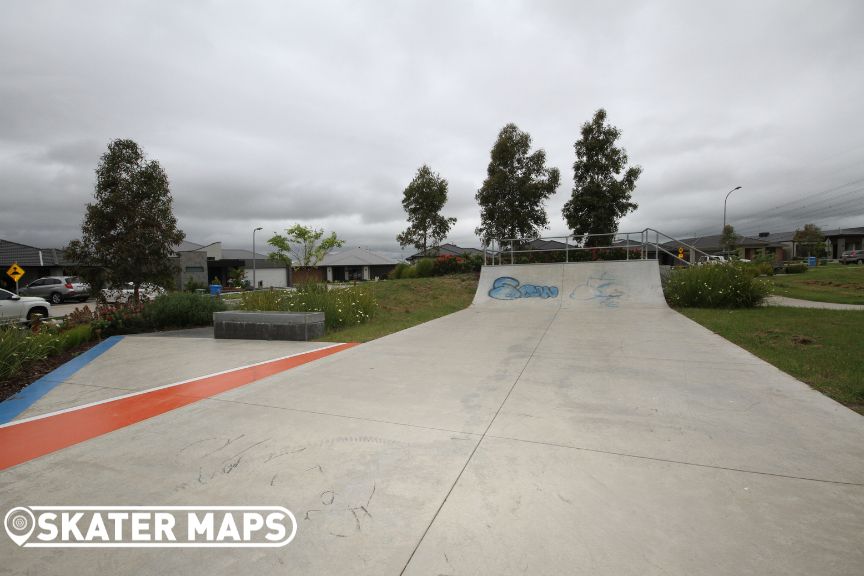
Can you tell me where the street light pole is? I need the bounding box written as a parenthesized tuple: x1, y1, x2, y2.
(252, 227, 263, 290)
(723, 186, 742, 232)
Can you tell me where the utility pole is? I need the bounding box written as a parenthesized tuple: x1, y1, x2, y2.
(723, 186, 742, 232)
(252, 227, 262, 289)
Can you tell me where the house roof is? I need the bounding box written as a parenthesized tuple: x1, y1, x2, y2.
(663, 234, 773, 251)
(408, 243, 485, 260)
(319, 247, 399, 267)
(0, 239, 69, 267)
(220, 248, 268, 260)
(526, 238, 568, 250)
(744, 227, 864, 244)
(174, 241, 269, 262)
(823, 227, 864, 237)
(757, 231, 796, 243)
(174, 240, 204, 252)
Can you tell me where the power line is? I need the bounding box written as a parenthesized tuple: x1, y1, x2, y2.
(729, 180, 864, 221)
(735, 196, 864, 226)
(763, 187, 864, 218)
(684, 178, 864, 237)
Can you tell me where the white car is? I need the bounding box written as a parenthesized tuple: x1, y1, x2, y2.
(101, 282, 166, 303)
(0, 288, 51, 323)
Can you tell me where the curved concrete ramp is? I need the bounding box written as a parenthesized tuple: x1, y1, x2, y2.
(474, 260, 667, 309)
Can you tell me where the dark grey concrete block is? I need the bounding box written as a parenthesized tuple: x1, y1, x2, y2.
(213, 311, 325, 341)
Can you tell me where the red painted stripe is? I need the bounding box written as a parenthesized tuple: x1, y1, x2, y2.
(0, 342, 358, 471)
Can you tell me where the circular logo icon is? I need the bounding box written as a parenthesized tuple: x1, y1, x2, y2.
(4, 507, 35, 546)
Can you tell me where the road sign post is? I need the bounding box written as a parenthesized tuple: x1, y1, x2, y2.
(6, 262, 25, 294)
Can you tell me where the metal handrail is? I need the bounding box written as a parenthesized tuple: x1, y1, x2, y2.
(483, 228, 711, 266)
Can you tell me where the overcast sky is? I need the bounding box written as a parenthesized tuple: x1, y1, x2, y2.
(2, 0, 863, 257)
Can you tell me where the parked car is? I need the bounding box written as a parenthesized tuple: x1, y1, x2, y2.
(840, 249, 863, 264)
(696, 255, 727, 264)
(101, 282, 165, 303)
(19, 276, 90, 304)
(0, 288, 51, 323)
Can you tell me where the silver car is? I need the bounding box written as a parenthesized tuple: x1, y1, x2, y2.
(840, 249, 863, 264)
(19, 276, 91, 304)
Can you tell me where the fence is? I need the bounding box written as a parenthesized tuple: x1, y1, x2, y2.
(483, 228, 712, 266)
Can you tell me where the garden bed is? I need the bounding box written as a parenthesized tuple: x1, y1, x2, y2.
(0, 339, 99, 402)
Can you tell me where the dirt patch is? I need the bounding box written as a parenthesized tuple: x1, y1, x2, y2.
(0, 340, 99, 403)
(802, 280, 864, 290)
(847, 404, 864, 416)
(755, 329, 782, 337)
(791, 335, 817, 346)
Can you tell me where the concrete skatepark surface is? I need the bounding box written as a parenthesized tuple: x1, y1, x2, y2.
(1, 261, 862, 575)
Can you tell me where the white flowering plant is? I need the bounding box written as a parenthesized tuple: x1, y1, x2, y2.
(240, 283, 377, 332)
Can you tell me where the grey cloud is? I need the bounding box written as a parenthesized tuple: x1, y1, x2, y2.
(1, 0, 863, 252)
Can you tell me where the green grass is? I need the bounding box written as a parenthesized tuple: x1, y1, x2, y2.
(680, 307, 864, 413)
(319, 274, 478, 342)
(769, 263, 864, 304)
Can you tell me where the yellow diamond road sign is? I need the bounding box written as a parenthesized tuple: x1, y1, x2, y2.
(6, 262, 24, 282)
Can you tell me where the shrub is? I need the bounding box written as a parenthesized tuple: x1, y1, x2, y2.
(240, 283, 377, 332)
(754, 262, 775, 276)
(142, 292, 226, 329)
(465, 254, 484, 272)
(433, 254, 484, 275)
(784, 263, 808, 274)
(664, 263, 772, 308)
(185, 278, 207, 292)
(401, 266, 417, 279)
(92, 301, 149, 336)
(389, 263, 410, 280)
(62, 305, 97, 329)
(60, 324, 94, 349)
(415, 258, 435, 278)
(433, 255, 464, 275)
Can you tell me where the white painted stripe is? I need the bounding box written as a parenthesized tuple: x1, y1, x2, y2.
(0, 342, 347, 429)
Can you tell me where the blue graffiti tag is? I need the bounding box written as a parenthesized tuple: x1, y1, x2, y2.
(488, 277, 559, 300)
(570, 272, 624, 307)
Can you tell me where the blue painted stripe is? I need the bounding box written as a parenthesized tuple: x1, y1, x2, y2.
(0, 335, 124, 425)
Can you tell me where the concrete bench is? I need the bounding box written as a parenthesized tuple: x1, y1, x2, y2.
(213, 311, 325, 341)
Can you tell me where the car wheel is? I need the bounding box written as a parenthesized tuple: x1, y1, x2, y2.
(27, 308, 48, 321)
(49, 292, 63, 304)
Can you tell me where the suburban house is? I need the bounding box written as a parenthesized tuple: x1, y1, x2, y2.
(319, 247, 399, 282)
(820, 227, 864, 258)
(406, 243, 485, 262)
(662, 226, 864, 262)
(662, 233, 782, 262)
(171, 241, 288, 289)
(0, 239, 71, 291)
